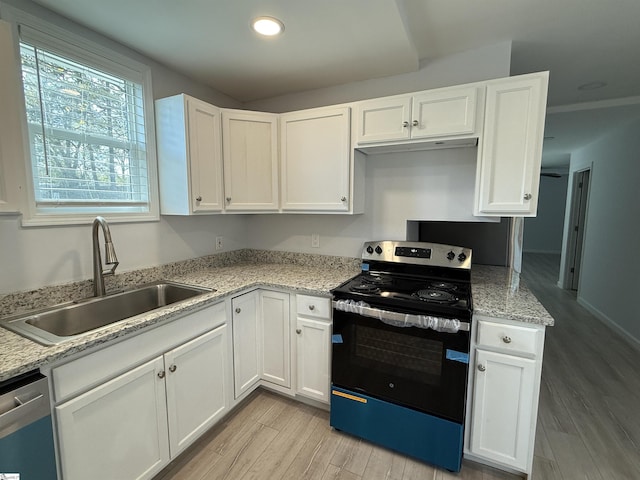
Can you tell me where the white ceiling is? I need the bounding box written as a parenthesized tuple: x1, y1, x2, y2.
(25, 0, 640, 166)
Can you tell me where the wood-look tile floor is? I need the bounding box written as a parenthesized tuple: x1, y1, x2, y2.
(155, 254, 640, 480)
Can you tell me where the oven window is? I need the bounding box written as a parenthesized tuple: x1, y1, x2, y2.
(354, 324, 443, 384)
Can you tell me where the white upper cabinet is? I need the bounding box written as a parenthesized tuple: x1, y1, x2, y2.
(355, 85, 480, 144)
(155, 94, 224, 214)
(474, 72, 549, 216)
(221, 109, 279, 211)
(280, 106, 351, 212)
(0, 19, 27, 214)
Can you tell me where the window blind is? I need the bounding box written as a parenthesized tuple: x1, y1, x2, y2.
(19, 41, 150, 208)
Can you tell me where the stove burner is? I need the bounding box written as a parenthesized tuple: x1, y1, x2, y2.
(361, 275, 392, 286)
(414, 289, 459, 304)
(349, 283, 381, 294)
(427, 281, 458, 292)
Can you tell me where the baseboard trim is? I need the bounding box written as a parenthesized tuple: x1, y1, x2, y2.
(577, 296, 640, 352)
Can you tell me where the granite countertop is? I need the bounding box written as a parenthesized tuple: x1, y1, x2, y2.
(0, 253, 554, 383)
(472, 265, 554, 326)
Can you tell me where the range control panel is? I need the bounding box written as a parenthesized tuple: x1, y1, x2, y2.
(362, 241, 472, 269)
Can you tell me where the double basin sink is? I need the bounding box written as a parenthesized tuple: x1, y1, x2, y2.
(1, 281, 213, 346)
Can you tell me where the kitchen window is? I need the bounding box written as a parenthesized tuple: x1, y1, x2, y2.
(8, 11, 158, 225)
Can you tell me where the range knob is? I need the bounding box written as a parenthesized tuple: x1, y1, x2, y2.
(458, 252, 467, 262)
(375, 245, 383, 255)
(366, 246, 374, 254)
(447, 251, 455, 261)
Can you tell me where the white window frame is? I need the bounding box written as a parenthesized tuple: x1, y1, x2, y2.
(0, 4, 159, 226)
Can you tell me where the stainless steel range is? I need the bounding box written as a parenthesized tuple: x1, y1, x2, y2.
(330, 240, 473, 472)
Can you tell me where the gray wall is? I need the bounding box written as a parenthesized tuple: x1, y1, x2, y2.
(560, 117, 640, 345)
(0, 0, 247, 294)
(523, 174, 569, 254)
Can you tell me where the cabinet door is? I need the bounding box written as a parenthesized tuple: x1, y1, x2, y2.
(470, 349, 536, 471)
(232, 291, 261, 397)
(222, 110, 279, 211)
(260, 291, 291, 388)
(280, 107, 351, 211)
(355, 96, 411, 144)
(186, 97, 223, 212)
(296, 317, 331, 403)
(411, 86, 478, 139)
(165, 323, 229, 457)
(56, 357, 169, 480)
(475, 72, 549, 216)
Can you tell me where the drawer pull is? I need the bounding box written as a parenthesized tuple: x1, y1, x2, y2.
(296, 328, 302, 334)
(502, 336, 512, 344)
(169, 364, 177, 373)
(158, 370, 166, 379)
(308, 305, 315, 311)
(477, 364, 486, 372)
(235, 308, 241, 314)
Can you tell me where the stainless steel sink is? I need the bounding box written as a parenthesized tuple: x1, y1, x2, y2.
(1, 281, 214, 346)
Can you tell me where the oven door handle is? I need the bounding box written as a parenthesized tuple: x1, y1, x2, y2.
(332, 300, 470, 333)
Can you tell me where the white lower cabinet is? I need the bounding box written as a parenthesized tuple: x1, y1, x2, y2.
(231, 290, 261, 398)
(295, 295, 332, 403)
(466, 315, 545, 476)
(470, 349, 536, 471)
(260, 290, 291, 389)
(53, 304, 229, 480)
(165, 326, 228, 457)
(56, 357, 170, 480)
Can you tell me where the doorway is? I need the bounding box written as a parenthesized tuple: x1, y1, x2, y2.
(566, 169, 591, 290)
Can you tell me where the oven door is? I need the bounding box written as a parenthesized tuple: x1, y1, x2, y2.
(332, 306, 470, 423)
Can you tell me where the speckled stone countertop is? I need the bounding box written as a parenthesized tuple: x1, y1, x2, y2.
(0, 251, 360, 382)
(472, 265, 554, 326)
(0, 251, 553, 383)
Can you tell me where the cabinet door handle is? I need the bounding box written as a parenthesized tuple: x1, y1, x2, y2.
(235, 307, 241, 314)
(169, 364, 177, 373)
(477, 364, 486, 372)
(308, 305, 315, 311)
(158, 370, 166, 379)
(502, 336, 512, 344)
(226, 197, 231, 203)
(341, 196, 347, 202)
(402, 121, 409, 128)
(412, 120, 419, 127)
(524, 193, 532, 200)
(296, 328, 302, 334)
(195, 196, 202, 202)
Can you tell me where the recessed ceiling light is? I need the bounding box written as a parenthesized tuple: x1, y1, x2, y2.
(251, 16, 284, 36)
(577, 81, 607, 91)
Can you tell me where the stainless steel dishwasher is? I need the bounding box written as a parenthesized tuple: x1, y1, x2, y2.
(0, 371, 57, 479)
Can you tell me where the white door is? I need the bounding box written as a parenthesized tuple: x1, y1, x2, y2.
(187, 97, 223, 212)
(470, 349, 536, 470)
(411, 86, 478, 139)
(222, 110, 279, 211)
(55, 357, 170, 480)
(165, 323, 228, 457)
(475, 73, 548, 216)
(355, 96, 411, 144)
(260, 291, 291, 388)
(296, 317, 331, 403)
(280, 106, 351, 211)
(232, 291, 261, 397)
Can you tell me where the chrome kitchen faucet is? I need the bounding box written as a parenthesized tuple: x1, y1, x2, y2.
(92, 216, 119, 296)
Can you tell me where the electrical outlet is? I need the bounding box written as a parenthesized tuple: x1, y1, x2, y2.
(311, 233, 320, 248)
(215, 236, 223, 250)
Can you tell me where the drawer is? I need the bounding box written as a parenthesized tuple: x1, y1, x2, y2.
(296, 294, 331, 319)
(476, 319, 542, 356)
